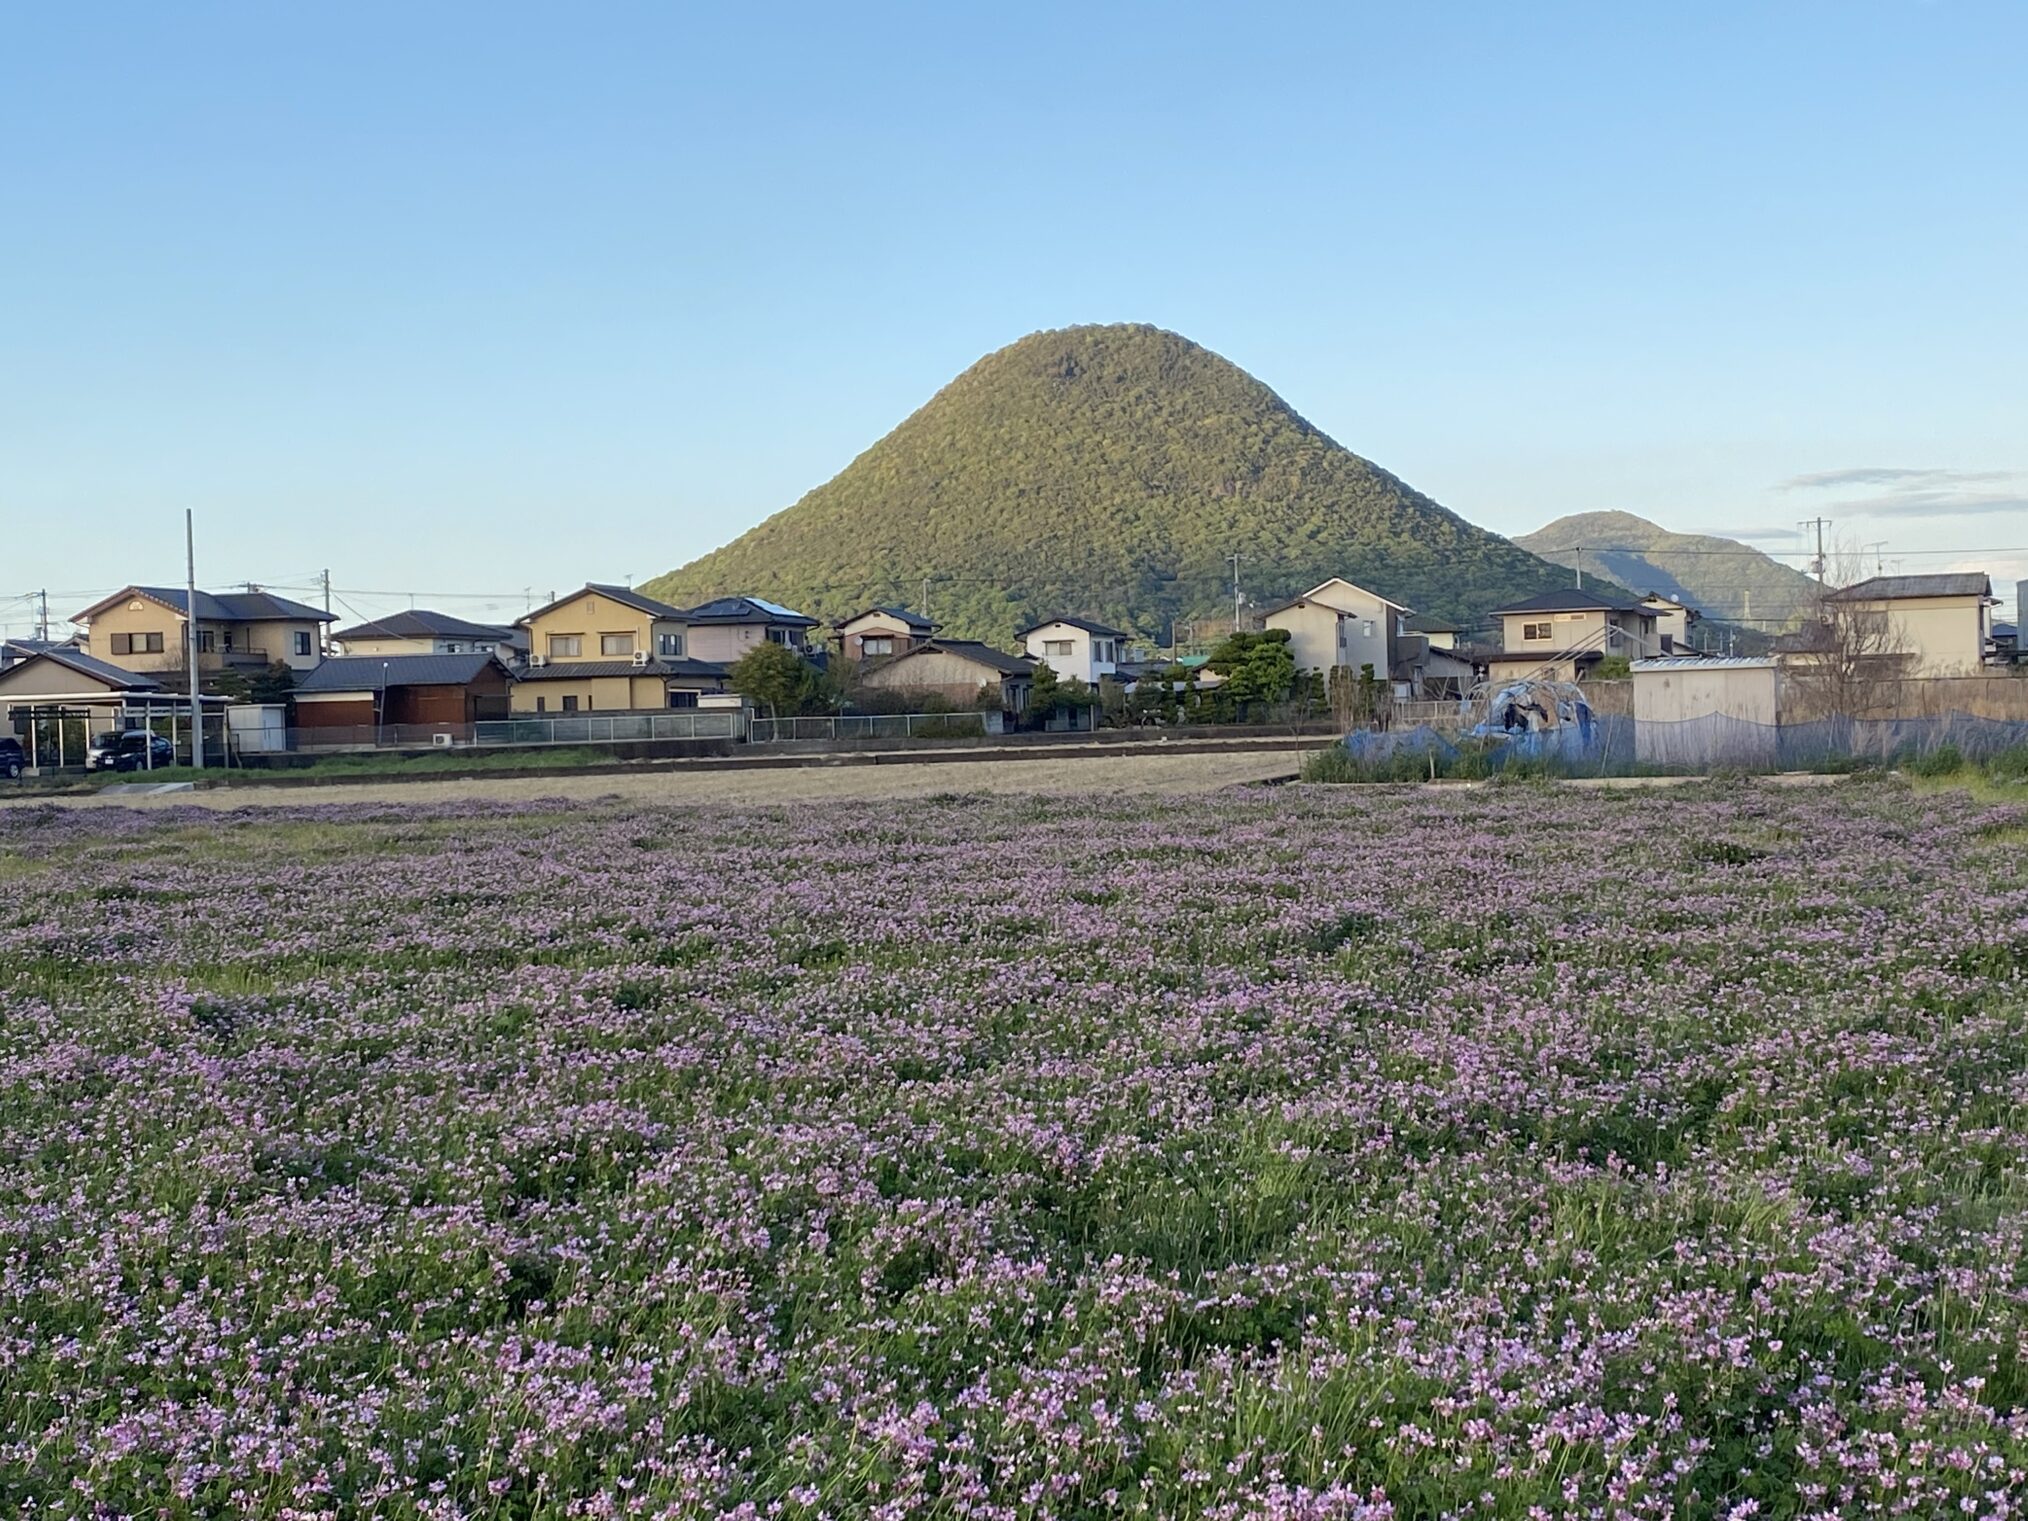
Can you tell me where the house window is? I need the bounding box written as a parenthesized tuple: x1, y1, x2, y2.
(547, 635, 582, 659)
(1043, 639, 1074, 656)
(1361, 620, 1375, 639)
(445, 642, 462, 654)
(196, 630, 215, 654)
(561, 695, 580, 712)
(535, 697, 548, 713)
(110, 632, 167, 656)
(293, 631, 313, 657)
(862, 636, 895, 657)
(600, 633, 635, 656)
(1522, 622, 1552, 642)
(657, 632, 685, 658)
(667, 688, 700, 709)
(1094, 640, 1115, 663)
(765, 627, 794, 646)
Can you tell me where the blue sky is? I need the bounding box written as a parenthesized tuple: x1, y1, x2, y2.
(3, 0, 2024, 636)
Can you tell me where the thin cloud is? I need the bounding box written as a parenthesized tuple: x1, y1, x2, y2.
(1831, 491, 2028, 520)
(1782, 466, 2013, 491)
(1706, 526, 1806, 542)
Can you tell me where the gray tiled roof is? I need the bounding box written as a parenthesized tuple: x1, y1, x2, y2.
(117, 586, 333, 623)
(330, 610, 521, 642)
(884, 639, 1035, 677)
(295, 652, 508, 692)
(837, 606, 937, 632)
(515, 584, 692, 628)
(1016, 615, 1130, 639)
(1825, 573, 1992, 602)
(0, 648, 165, 691)
(1489, 590, 1656, 616)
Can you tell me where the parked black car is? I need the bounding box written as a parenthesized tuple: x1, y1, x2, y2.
(85, 730, 177, 773)
(0, 737, 22, 779)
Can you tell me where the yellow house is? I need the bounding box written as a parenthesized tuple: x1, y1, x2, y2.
(73, 586, 331, 678)
(513, 585, 729, 712)
(330, 609, 527, 660)
(1817, 573, 1995, 677)
(1487, 591, 1662, 683)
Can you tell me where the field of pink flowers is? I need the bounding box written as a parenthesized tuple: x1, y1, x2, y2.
(3, 778, 2027, 1520)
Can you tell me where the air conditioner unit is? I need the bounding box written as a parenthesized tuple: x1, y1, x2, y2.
(631, 650, 650, 666)
(529, 654, 546, 667)
(431, 733, 455, 748)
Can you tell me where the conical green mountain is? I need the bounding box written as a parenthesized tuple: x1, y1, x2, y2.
(644, 323, 1598, 644)
(1516, 510, 1816, 628)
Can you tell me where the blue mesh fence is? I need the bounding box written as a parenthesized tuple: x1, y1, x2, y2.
(1341, 709, 2028, 777)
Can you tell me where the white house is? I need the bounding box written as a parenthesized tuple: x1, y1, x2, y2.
(1019, 617, 1129, 684)
(1262, 578, 1411, 683)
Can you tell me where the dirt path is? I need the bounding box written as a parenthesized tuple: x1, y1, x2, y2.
(12, 750, 1310, 811)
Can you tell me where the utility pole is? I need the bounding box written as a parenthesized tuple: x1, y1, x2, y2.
(34, 589, 49, 643)
(1574, 546, 1584, 590)
(320, 569, 332, 654)
(1798, 517, 1832, 583)
(921, 574, 931, 620)
(1228, 551, 1247, 635)
(1867, 541, 1887, 577)
(185, 510, 204, 771)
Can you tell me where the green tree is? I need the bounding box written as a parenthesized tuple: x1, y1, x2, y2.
(213, 661, 297, 706)
(729, 644, 832, 718)
(1205, 629, 1296, 715)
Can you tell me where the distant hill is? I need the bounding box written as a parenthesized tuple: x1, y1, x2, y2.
(1517, 511, 1817, 631)
(643, 324, 1604, 645)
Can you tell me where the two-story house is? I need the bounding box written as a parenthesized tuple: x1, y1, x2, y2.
(1262, 579, 1411, 682)
(1639, 595, 1701, 655)
(512, 585, 727, 713)
(1799, 573, 1997, 677)
(1019, 617, 1129, 684)
(680, 597, 823, 664)
(331, 610, 528, 661)
(73, 586, 332, 680)
(1486, 591, 1661, 683)
(833, 607, 938, 662)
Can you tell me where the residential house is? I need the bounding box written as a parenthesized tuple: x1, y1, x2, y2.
(681, 596, 822, 665)
(1262, 579, 1411, 684)
(1815, 573, 1996, 677)
(855, 639, 1035, 717)
(1392, 635, 1484, 700)
(1401, 614, 1461, 650)
(293, 652, 517, 737)
(73, 586, 332, 679)
(330, 610, 528, 661)
(1019, 617, 1129, 685)
(1, 636, 78, 671)
(1640, 595, 1701, 654)
(0, 648, 223, 767)
(1486, 591, 1662, 683)
(834, 607, 938, 662)
(514, 585, 728, 713)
